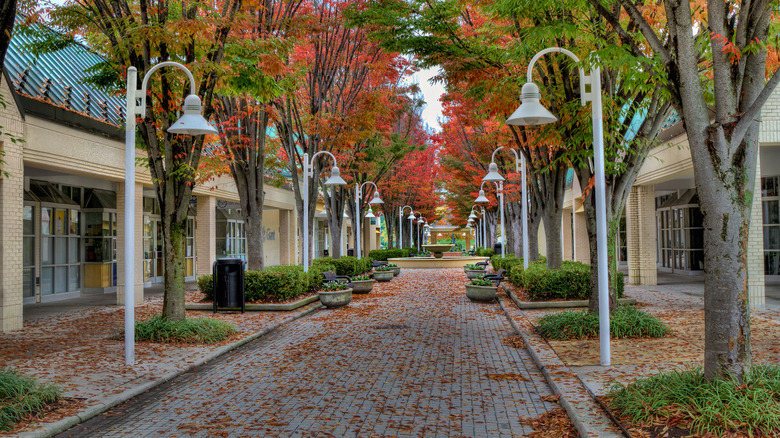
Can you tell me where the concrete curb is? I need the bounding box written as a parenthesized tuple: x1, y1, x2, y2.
(17, 302, 323, 438)
(185, 294, 320, 312)
(497, 293, 624, 438)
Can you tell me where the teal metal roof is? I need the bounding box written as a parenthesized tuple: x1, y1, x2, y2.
(4, 21, 125, 127)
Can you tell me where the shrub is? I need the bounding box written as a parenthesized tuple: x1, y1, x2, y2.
(245, 266, 310, 302)
(606, 365, 780, 436)
(0, 369, 60, 432)
(491, 255, 523, 273)
(320, 281, 350, 291)
(513, 261, 624, 301)
(465, 264, 485, 270)
(475, 247, 494, 257)
(197, 274, 213, 299)
(330, 256, 372, 276)
(368, 248, 410, 261)
(537, 306, 669, 340)
(134, 315, 237, 344)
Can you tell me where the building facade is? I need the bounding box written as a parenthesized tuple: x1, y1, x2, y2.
(0, 30, 379, 333)
(561, 96, 780, 308)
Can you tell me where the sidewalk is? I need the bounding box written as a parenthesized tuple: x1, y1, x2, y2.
(498, 276, 780, 436)
(1, 288, 321, 437)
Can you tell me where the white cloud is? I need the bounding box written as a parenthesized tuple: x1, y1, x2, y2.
(412, 67, 445, 133)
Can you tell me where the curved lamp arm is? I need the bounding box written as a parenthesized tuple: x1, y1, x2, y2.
(358, 181, 379, 199)
(306, 150, 339, 177)
(401, 205, 413, 213)
(527, 47, 588, 106)
(137, 61, 197, 116)
(479, 180, 502, 192)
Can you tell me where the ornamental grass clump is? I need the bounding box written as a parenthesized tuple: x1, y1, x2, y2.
(134, 315, 237, 344)
(606, 365, 780, 436)
(537, 306, 669, 340)
(0, 369, 60, 432)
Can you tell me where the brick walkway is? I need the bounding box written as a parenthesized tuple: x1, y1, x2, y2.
(56, 269, 558, 437)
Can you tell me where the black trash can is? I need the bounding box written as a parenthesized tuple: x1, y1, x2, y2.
(212, 258, 246, 313)
(493, 242, 503, 256)
(347, 248, 355, 257)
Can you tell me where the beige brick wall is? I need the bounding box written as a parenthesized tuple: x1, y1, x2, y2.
(116, 182, 144, 305)
(0, 81, 25, 332)
(196, 196, 217, 277)
(626, 185, 657, 285)
(760, 89, 780, 144)
(748, 154, 765, 308)
(573, 208, 590, 264)
(562, 208, 573, 261)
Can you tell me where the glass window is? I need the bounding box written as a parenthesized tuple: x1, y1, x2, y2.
(765, 226, 780, 250)
(23, 268, 34, 298)
(55, 209, 67, 235)
(68, 266, 80, 291)
(23, 206, 34, 235)
(41, 267, 53, 295)
(55, 237, 67, 264)
(42, 237, 54, 265)
(763, 176, 778, 197)
(23, 237, 34, 266)
(69, 237, 80, 263)
(42, 207, 53, 235)
(55, 266, 67, 293)
(765, 200, 780, 225)
(70, 210, 80, 235)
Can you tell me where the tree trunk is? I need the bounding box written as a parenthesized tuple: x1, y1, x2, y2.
(504, 201, 522, 258)
(580, 183, 618, 314)
(325, 184, 347, 259)
(244, 210, 264, 270)
(542, 209, 563, 270)
(528, 215, 540, 263)
(162, 218, 187, 321)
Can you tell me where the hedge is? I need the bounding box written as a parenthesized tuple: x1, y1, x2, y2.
(475, 247, 494, 257)
(197, 265, 318, 303)
(490, 255, 523, 273)
(368, 248, 410, 261)
(509, 261, 624, 301)
(328, 256, 373, 276)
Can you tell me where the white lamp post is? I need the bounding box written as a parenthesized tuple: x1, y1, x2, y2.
(468, 206, 480, 248)
(302, 151, 347, 272)
(417, 216, 426, 252)
(399, 205, 413, 249)
(475, 180, 504, 257)
(487, 147, 530, 269)
(124, 62, 217, 365)
(355, 182, 383, 258)
(507, 46, 610, 366)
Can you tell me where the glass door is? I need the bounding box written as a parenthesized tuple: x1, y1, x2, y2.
(143, 216, 164, 285)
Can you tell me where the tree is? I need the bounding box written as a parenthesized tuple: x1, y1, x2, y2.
(46, 0, 242, 320)
(210, 0, 304, 270)
(586, 0, 780, 381)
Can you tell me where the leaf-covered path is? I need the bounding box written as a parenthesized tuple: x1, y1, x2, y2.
(57, 269, 559, 437)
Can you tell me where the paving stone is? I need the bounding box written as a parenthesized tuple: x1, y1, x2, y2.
(57, 269, 557, 437)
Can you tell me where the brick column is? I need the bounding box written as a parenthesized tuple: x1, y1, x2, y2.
(196, 195, 217, 278)
(573, 208, 590, 264)
(562, 208, 573, 261)
(748, 155, 765, 308)
(627, 185, 657, 286)
(116, 182, 144, 305)
(0, 120, 25, 332)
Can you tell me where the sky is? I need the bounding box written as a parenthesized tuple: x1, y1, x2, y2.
(412, 67, 446, 133)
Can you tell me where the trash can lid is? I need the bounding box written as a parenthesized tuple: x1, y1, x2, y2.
(216, 258, 244, 265)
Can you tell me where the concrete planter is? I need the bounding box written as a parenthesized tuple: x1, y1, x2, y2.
(464, 269, 486, 279)
(373, 271, 395, 282)
(390, 267, 401, 277)
(465, 284, 497, 302)
(351, 280, 375, 294)
(319, 288, 352, 308)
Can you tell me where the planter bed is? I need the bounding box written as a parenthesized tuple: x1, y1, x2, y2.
(185, 294, 319, 312)
(501, 284, 636, 309)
